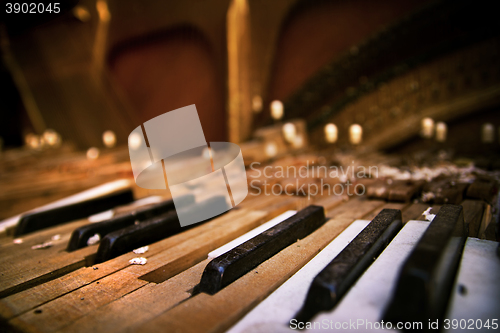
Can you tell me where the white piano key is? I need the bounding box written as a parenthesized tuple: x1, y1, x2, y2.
(0, 179, 133, 233)
(309, 220, 430, 332)
(207, 210, 297, 259)
(444, 238, 500, 333)
(226, 219, 371, 333)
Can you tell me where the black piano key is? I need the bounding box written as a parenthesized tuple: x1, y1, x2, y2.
(383, 204, 467, 329)
(197, 205, 326, 295)
(14, 189, 135, 236)
(294, 209, 403, 323)
(66, 195, 195, 251)
(93, 196, 228, 264)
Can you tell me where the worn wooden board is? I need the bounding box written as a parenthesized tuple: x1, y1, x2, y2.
(132, 217, 361, 333)
(362, 202, 409, 221)
(0, 217, 89, 248)
(460, 200, 484, 237)
(43, 199, 385, 333)
(401, 203, 431, 223)
(313, 194, 349, 212)
(326, 198, 385, 219)
(0, 244, 97, 299)
(0, 207, 265, 319)
(5, 208, 280, 332)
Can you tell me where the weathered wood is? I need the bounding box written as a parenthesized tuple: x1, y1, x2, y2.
(466, 178, 498, 204)
(313, 194, 348, 212)
(0, 208, 263, 318)
(401, 203, 431, 223)
(366, 179, 391, 200)
(57, 199, 387, 333)
(119, 217, 358, 333)
(56, 259, 211, 333)
(326, 198, 385, 219)
(8, 270, 149, 333)
(460, 200, 484, 237)
(483, 218, 497, 241)
(0, 217, 90, 252)
(196, 206, 326, 294)
(478, 204, 493, 240)
(388, 180, 426, 202)
(362, 202, 408, 222)
(4, 209, 276, 332)
(423, 181, 468, 205)
(0, 244, 97, 299)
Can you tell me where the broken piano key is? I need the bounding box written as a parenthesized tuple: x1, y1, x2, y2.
(197, 205, 326, 295)
(14, 188, 135, 236)
(293, 209, 403, 323)
(93, 196, 227, 263)
(383, 204, 467, 329)
(66, 194, 195, 251)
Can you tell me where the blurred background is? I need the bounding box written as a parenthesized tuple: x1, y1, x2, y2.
(1, 0, 500, 219)
(0, 0, 498, 153)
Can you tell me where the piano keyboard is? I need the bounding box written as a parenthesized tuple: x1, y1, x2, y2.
(0, 163, 498, 333)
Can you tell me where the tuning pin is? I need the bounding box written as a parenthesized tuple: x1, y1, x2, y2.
(96, 0, 110, 22)
(252, 95, 263, 113)
(102, 130, 116, 148)
(73, 5, 91, 22)
(282, 123, 296, 143)
(349, 124, 362, 145)
(435, 122, 447, 142)
(324, 123, 338, 143)
(292, 134, 304, 149)
(270, 100, 284, 121)
(25, 133, 41, 150)
(421, 118, 434, 138)
(265, 141, 278, 158)
(42, 129, 61, 147)
(87, 147, 100, 160)
(481, 123, 494, 143)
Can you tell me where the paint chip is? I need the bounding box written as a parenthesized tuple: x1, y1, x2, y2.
(129, 257, 147, 265)
(422, 207, 436, 221)
(31, 242, 53, 250)
(87, 233, 101, 246)
(133, 246, 149, 254)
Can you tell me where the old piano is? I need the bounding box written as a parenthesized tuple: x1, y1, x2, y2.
(0, 0, 499, 332)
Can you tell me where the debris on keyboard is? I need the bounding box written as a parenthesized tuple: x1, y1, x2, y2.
(129, 257, 147, 265)
(422, 207, 436, 221)
(87, 233, 101, 245)
(133, 246, 149, 254)
(31, 241, 53, 250)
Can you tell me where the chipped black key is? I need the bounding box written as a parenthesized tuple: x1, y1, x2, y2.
(14, 189, 134, 236)
(67, 195, 195, 251)
(93, 196, 228, 263)
(294, 209, 402, 323)
(197, 205, 326, 295)
(383, 204, 467, 329)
